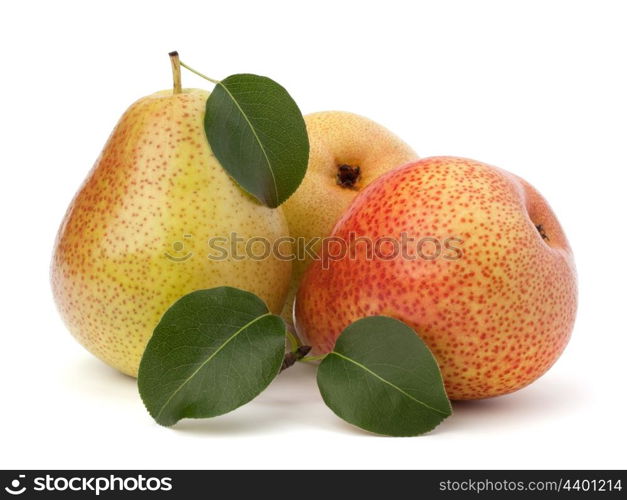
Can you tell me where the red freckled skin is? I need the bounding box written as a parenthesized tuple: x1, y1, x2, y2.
(295, 157, 577, 400)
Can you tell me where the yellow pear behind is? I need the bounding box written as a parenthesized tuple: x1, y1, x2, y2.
(281, 111, 418, 327)
(51, 88, 292, 376)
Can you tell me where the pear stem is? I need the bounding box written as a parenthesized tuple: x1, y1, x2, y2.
(301, 354, 326, 363)
(280, 346, 312, 372)
(169, 51, 182, 94)
(179, 60, 220, 85)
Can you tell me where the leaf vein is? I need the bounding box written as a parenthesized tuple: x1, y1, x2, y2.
(154, 312, 272, 420)
(218, 82, 280, 204)
(329, 352, 449, 416)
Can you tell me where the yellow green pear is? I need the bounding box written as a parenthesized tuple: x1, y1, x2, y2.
(51, 63, 292, 377)
(281, 111, 418, 327)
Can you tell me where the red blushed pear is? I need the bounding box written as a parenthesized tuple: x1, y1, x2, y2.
(295, 157, 577, 400)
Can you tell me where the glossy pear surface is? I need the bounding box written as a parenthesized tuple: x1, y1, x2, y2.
(52, 89, 291, 376)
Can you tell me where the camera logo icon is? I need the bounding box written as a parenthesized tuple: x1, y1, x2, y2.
(164, 234, 194, 262)
(4, 475, 26, 495)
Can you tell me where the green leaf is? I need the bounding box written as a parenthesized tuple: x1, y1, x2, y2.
(138, 287, 286, 426)
(317, 316, 452, 436)
(205, 74, 309, 208)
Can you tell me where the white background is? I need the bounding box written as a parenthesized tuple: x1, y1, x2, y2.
(1, 0, 626, 469)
